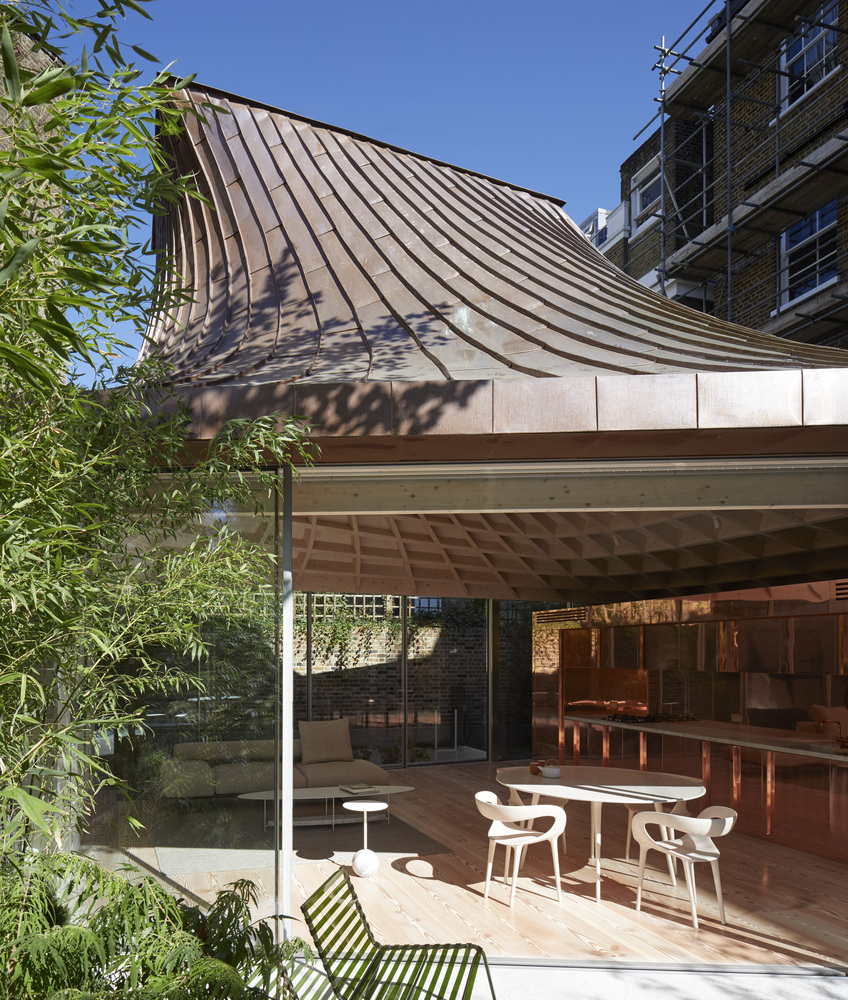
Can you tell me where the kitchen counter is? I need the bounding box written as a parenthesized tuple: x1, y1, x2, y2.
(563, 712, 848, 763)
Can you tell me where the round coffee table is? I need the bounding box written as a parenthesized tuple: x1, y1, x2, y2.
(342, 799, 388, 877)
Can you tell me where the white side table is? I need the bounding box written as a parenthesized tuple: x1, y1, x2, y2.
(342, 799, 388, 877)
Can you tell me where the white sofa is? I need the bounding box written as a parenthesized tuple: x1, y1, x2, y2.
(159, 718, 390, 798)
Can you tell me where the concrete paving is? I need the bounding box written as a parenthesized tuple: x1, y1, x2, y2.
(474, 961, 848, 1000)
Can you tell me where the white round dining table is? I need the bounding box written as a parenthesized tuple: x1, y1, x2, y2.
(497, 765, 706, 902)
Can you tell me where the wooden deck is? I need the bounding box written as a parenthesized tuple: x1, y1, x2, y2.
(107, 760, 848, 969)
(289, 762, 848, 969)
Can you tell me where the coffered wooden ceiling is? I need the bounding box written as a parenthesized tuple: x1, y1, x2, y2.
(147, 85, 848, 603)
(290, 508, 848, 603)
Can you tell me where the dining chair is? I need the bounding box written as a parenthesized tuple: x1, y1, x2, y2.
(631, 805, 737, 929)
(625, 798, 690, 862)
(474, 790, 566, 907)
(625, 803, 658, 859)
(508, 786, 567, 855)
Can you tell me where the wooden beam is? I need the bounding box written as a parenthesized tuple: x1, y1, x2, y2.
(294, 459, 848, 514)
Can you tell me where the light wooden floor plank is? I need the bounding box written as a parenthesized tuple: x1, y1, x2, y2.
(106, 761, 848, 968)
(298, 761, 848, 968)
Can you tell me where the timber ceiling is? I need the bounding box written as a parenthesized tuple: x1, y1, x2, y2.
(290, 508, 848, 603)
(149, 84, 848, 603)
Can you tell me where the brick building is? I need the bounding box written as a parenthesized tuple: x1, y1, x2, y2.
(582, 0, 848, 347)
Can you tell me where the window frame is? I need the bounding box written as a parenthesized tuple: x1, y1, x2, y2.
(778, 1, 840, 111)
(779, 199, 839, 306)
(629, 157, 663, 234)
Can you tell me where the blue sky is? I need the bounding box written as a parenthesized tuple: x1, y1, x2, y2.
(120, 0, 713, 227)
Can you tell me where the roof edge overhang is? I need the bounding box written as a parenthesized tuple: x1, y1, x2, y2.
(163, 368, 848, 458)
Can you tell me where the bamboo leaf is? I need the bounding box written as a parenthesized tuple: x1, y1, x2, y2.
(131, 43, 158, 62)
(1, 23, 21, 104)
(0, 787, 61, 836)
(172, 72, 197, 90)
(22, 75, 76, 106)
(0, 237, 41, 284)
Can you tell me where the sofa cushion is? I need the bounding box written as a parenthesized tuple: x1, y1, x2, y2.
(298, 718, 353, 764)
(173, 741, 232, 762)
(297, 758, 389, 788)
(809, 704, 848, 732)
(214, 761, 308, 795)
(160, 759, 215, 798)
(224, 739, 276, 761)
(215, 761, 276, 796)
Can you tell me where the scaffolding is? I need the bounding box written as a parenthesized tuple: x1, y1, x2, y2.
(634, 0, 848, 346)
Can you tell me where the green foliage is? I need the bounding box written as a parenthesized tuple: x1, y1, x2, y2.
(0, 4, 319, 997)
(298, 597, 487, 669)
(0, 0, 201, 390)
(0, 368, 315, 848)
(0, 852, 311, 999)
(301, 607, 402, 670)
(0, 1, 319, 847)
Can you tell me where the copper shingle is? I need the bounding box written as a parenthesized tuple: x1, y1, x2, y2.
(144, 84, 848, 385)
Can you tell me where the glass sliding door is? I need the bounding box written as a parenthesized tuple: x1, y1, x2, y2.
(86, 483, 281, 906)
(296, 593, 405, 765)
(406, 598, 488, 765)
(296, 594, 491, 767)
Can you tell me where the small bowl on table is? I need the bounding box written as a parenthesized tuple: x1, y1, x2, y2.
(539, 764, 561, 779)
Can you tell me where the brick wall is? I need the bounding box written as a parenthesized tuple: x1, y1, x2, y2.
(603, 1, 848, 338)
(294, 623, 489, 758)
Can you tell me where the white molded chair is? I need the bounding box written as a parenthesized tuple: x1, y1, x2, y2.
(506, 786, 567, 855)
(632, 805, 737, 930)
(474, 790, 566, 907)
(625, 798, 691, 884)
(625, 802, 664, 859)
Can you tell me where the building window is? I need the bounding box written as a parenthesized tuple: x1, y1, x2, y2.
(781, 200, 838, 303)
(579, 209, 609, 248)
(630, 158, 662, 231)
(411, 597, 442, 616)
(780, 1, 839, 108)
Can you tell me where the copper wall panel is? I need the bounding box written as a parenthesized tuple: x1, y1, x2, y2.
(596, 373, 697, 431)
(698, 370, 803, 428)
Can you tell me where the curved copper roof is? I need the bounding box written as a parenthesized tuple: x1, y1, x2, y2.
(145, 84, 848, 384)
(147, 86, 848, 603)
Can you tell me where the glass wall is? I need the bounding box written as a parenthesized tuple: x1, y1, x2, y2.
(297, 593, 405, 764)
(297, 595, 489, 766)
(85, 556, 501, 907)
(497, 601, 565, 761)
(84, 493, 280, 908)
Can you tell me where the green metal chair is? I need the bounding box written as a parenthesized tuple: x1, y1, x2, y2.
(301, 869, 497, 1000)
(266, 961, 334, 1000)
